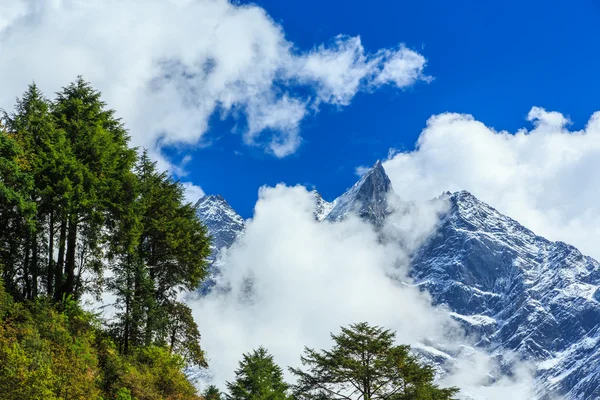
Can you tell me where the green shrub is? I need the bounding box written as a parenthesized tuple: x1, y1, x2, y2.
(0, 279, 200, 400)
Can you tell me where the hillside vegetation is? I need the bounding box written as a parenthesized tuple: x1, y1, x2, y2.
(0, 78, 209, 399)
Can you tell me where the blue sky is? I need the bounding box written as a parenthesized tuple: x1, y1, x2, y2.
(175, 0, 600, 217)
(1, 0, 599, 220)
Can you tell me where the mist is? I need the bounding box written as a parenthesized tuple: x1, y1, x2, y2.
(186, 184, 537, 399)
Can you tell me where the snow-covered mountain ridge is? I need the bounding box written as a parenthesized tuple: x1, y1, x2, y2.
(194, 194, 244, 294)
(413, 190, 600, 399)
(194, 162, 600, 399)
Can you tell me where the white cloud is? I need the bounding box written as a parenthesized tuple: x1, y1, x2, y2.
(374, 45, 432, 88)
(294, 35, 380, 106)
(0, 1, 26, 31)
(244, 95, 307, 158)
(187, 185, 535, 398)
(292, 37, 431, 106)
(0, 0, 429, 168)
(383, 107, 600, 260)
(182, 181, 206, 205)
(355, 165, 370, 177)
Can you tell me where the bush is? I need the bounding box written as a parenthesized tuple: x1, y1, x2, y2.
(122, 346, 200, 400)
(0, 279, 201, 400)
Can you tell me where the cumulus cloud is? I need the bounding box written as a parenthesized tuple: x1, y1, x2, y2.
(0, 0, 429, 166)
(182, 181, 206, 205)
(374, 45, 432, 88)
(383, 107, 600, 260)
(187, 185, 535, 399)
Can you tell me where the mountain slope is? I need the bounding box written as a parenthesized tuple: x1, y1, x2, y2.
(195, 194, 245, 293)
(312, 190, 335, 221)
(195, 194, 244, 253)
(192, 164, 600, 399)
(411, 191, 600, 398)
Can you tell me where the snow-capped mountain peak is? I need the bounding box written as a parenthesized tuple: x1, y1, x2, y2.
(325, 160, 395, 227)
(195, 194, 244, 254)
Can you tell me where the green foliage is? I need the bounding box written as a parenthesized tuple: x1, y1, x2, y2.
(226, 347, 291, 400)
(124, 346, 201, 400)
(0, 127, 36, 300)
(203, 385, 223, 400)
(108, 150, 210, 359)
(0, 281, 100, 399)
(0, 279, 201, 400)
(290, 322, 459, 400)
(115, 387, 135, 400)
(0, 78, 211, 399)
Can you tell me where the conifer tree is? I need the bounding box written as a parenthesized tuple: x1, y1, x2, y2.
(204, 384, 223, 400)
(52, 76, 137, 300)
(109, 150, 210, 359)
(2, 83, 73, 299)
(165, 301, 207, 367)
(290, 322, 459, 400)
(226, 347, 291, 400)
(0, 128, 35, 299)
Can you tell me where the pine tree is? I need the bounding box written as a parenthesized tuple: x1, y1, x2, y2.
(165, 301, 207, 367)
(226, 347, 291, 400)
(0, 128, 35, 299)
(52, 76, 137, 300)
(204, 384, 223, 400)
(108, 150, 210, 359)
(2, 83, 73, 300)
(290, 322, 459, 400)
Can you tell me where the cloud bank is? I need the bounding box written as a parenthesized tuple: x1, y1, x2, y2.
(188, 185, 536, 399)
(383, 107, 600, 260)
(0, 0, 429, 167)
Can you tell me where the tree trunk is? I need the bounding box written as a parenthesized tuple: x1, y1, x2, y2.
(124, 255, 133, 355)
(170, 326, 177, 354)
(31, 230, 38, 298)
(47, 210, 54, 295)
(132, 256, 147, 349)
(144, 266, 156, 347)
(23, 235, 31, 300)
(64, 214, 78, 298)
(54, 217, 67, 301)
(123, 293, 131, 355)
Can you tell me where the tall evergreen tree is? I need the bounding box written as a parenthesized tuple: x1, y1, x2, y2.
(290, 323, 459, 400)
(52, 76, 137, 300)
(2, 83, 73, 300)
(108, 150, 210, 359)
(165, 301, 207, 367)
(0, 127, 35, 299)
(226, 347, 291, 400)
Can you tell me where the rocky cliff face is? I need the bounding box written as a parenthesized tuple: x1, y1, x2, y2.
(312, 190, 334, 221)
(411, 190, 600, 399)
(325, 160, 394, 228)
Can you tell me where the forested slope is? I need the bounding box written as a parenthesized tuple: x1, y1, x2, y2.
(0, 79, 210, 399)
